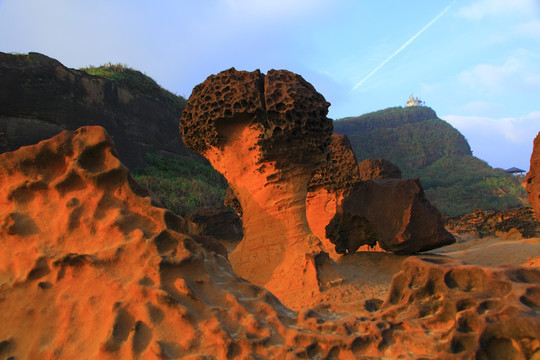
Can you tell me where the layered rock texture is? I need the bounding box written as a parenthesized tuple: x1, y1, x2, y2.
(179, 68, 332, 306)
(0, 52, 192, 168)
(2, 126, 540, 359)
(527, 132, 540, 220)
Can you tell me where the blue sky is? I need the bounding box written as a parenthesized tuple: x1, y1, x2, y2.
(1, 0, 539, 171)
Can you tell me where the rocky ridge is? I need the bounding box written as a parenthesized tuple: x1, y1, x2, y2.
(0, 52, 192, 169)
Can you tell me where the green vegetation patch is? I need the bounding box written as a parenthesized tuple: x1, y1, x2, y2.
(335, 106, 527, 216)
(80, 62, 187, 115)
(132, 153, 228, 216)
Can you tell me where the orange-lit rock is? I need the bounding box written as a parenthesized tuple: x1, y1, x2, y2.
(306, 134, 453, 256)
(1, 126, 539, 359)
(306, 134, 382, 257)
(526, 132, 540, 221)
(179, 68, 333, 306)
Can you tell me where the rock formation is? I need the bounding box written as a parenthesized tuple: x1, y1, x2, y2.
(328, 179, 455, 254)
(1, 126, 540, 359)
(445, 207, 540, 239)
(306, 135, 454, 256)
(186, 206, 243, 241)
(526, 131, 540, 220)
(306, 134, 370, 255)
(358, 158, 402, 180)
(0, 52, 192, 169)
(179, 68, 333, 306)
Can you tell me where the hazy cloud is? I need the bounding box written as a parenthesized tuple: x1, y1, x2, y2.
(442, 111, 540, 169)
(458, 0, 538, 21)
(458, 54, 540, 94)
(515, 19, 540, 39)
(443, 111, 540, 144)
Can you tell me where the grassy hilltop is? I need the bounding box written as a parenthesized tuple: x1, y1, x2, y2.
(334, 106, 528, 216)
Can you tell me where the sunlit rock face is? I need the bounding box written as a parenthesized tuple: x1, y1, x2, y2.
(1, 124, 539, 359)
(179, 68, 333, 306)
(305, 134, 381, 256)
(527, 132, 540, 221)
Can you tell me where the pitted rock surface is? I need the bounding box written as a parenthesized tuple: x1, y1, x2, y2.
(308, 133, 361, 193)
(1, 126, 539, 359)
(179, 68, 333, 307)
(359, 158, 402, 180)
(445, 207, 540, 239)
(180, 68, 332, 168)
(526, 132, 540, 220)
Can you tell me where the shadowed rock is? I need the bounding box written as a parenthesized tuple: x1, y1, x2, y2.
(526, 132, 540, 221)
(327, 179, 455, 254)
(179, 68, 333, 306)
(306, 134, 454, 256)
(186, 206, 243, 241)
(358, 158, 402, 180)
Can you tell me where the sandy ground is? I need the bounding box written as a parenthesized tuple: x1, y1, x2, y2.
(223, 234, 540, 315)
(426, 235, 540, 267)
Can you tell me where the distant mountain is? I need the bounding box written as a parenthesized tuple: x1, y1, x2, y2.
(334, 106, 528, 216)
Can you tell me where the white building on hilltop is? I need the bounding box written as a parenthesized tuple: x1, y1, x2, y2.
(406, 94, 425, 107)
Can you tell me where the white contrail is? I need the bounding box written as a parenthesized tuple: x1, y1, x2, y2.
(352, 0, 456, 91)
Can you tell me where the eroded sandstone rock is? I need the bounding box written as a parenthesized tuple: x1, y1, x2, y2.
(306, 135, 453, 256)
(445, 207, 540, 239)
(327, 179, 455, 254)
(179, 68, 333, 305)
(306, 134, 372, 255)
(358, 158, 402, 180)
(1, 126, 539, 359)
(526, 132, 540, 220)
(186, 206, 243, 241)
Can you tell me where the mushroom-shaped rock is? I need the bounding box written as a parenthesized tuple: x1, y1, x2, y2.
(358, 158, 402, 180)
(526, 132, 540, 221)
(179, 68, 333, 306)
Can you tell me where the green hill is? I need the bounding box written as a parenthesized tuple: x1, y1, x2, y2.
(334, 106, 528, 216)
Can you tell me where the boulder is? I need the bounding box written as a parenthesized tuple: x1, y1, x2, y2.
(358, 158, 402, 180)
(179, 68, 333, 306)
(306, 135, 453, 256)
(0, 52, 193, 169)
(327, 178, 455, 254)
(526, 132, 540, 220)
(186, 206, 243, 241)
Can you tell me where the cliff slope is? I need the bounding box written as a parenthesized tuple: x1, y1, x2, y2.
(334, 106, 527, 215)
(0, 52, 192, 169)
